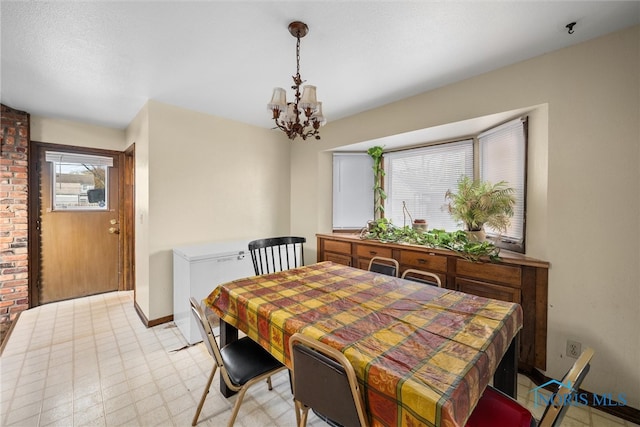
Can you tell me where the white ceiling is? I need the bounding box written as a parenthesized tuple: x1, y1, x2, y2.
(1, 1, 639, 132)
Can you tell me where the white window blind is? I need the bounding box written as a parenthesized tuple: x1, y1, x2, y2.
(332, 153, 374, 229)
(45, 151, 113, 167)
(385, 140, 473, 230)
(479, 118, 527, 245)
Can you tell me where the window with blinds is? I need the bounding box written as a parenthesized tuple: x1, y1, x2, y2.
(332, 153, 374, 229)
(479, 117, 527, 251)
(385, 140, 473, 230)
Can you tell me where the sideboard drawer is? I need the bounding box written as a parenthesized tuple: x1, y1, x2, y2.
(324, 239, 351, 255)
(400, 250, 448, 272)
(355, 243, 392, 259)
(324, 252, 352, 266)
(456, 277, 521, 304)
(456, 259, 522, 287)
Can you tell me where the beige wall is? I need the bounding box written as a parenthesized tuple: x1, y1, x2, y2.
(126, 100, 291, 321)
(31, 115, 126, 150)
(291, 26, 640, 406)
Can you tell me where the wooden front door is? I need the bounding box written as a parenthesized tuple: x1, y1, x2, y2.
(30, 143, 125, 305)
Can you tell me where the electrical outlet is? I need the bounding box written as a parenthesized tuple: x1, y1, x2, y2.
(566, 340, 581, 358)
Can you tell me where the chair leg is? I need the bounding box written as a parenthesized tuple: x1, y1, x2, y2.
(266, 376, 273, 390)
(294, 400, 309, 427)
(192, 365, 217, 426)
(294, 399, 301, 426)
(227, 387, 249, 427)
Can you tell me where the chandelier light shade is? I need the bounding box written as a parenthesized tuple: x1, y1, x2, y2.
(268, 21, 325, 141)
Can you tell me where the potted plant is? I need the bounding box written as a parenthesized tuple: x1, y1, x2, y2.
(412, 218, 428, 232)
(445, 176, 516, 241)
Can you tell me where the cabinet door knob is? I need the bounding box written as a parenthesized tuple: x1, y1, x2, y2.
(369, 251, 377, 255)
(418, 259, 426, 264)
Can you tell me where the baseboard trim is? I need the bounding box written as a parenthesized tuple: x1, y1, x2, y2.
(148, 314, 173, 327)
(526, 369, 640, 424)
(133, 301, 173, 328)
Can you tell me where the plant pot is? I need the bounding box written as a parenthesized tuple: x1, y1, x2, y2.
(466, 229, 486, 242)
(412, 219, 428, 233)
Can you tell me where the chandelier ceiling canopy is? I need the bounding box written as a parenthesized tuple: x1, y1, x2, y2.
(268, 21, 325, 141)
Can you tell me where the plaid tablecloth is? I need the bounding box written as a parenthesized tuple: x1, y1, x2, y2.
(205, 261, 522, 427)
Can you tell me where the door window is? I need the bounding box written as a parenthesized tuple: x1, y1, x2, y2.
(45, 151, 113, 211)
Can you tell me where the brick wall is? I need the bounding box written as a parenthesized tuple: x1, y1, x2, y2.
(1, 104, 30, 326)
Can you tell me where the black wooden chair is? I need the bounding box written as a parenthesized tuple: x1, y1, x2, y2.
(189, 298, 286, 427)
(465, 347, 594, 427)
(289, 333, 369, 427)
(367, 256, 399, 277)
(248, 236, 306, 275)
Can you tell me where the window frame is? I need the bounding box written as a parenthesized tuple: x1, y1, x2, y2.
(46, 151, 113, 212)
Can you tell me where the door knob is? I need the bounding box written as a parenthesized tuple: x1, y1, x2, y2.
(109, 227, 120, 234)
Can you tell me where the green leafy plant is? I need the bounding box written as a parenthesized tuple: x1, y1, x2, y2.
(445, 176, 516, 233)
(360, 218, 501, 262)
(367, 146, 386, 219)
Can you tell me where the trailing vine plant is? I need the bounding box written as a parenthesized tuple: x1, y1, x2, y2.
(360, 218, 501, 263)
(367, 146, 386, 219)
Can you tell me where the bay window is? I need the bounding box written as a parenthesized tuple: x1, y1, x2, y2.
(332, 116, 528, 253)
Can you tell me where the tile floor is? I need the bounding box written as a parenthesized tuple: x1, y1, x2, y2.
(1, 291, 637, 427)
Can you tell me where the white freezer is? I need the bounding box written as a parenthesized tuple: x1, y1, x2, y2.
(173, 239, 256, 344)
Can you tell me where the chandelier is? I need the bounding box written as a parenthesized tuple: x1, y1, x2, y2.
(268, 21, 325, 141)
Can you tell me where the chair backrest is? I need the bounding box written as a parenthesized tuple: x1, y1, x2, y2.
(289, 333, 369, 427)
(248, 236, 306, 275)
(189, 297, 224, 368)
(368, 256, 399, 277)
(401, 269, 442, 287)
(538, 347, 594, 427)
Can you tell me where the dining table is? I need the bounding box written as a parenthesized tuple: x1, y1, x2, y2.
(205, 261, 522, 427)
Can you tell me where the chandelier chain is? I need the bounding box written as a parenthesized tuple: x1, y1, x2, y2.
(296, 34, 301, 79)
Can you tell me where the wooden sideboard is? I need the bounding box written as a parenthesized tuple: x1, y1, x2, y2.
(317, 233, 549, 372)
